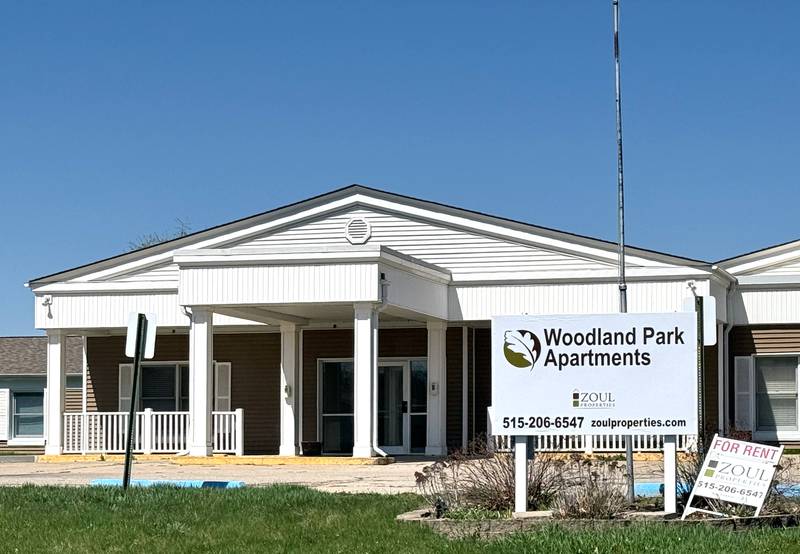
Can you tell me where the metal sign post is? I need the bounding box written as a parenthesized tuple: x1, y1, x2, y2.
(122, 314, 147, 490)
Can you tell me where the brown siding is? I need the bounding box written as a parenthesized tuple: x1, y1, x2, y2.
(215, 334, 281, 454)
(474, 328, 491, 439)
(731, 325, 800, 356)
(729, 325, 800, 424)
(446, 327, 463, 450)
(86, 333, 281, 455)
(65, 387, 82, 413)
(301, 327, 428, 443)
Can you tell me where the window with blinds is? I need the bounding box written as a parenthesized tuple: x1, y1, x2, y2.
(755, 356, 798, 431)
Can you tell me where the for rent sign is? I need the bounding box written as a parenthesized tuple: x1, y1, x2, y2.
(491, 313, 697, 435)
(683, 434, 783, 518)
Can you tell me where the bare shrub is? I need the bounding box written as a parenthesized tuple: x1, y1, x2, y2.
(552, 455, 628, 519)
(415, 439, 566, 515)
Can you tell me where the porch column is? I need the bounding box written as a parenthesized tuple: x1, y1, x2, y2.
(279, 323, 299, 456)
(426, 320, 447, 456)
(189, 308, 214, 456)
(44, 330, 66, 455)
(353, 303, 377, 457)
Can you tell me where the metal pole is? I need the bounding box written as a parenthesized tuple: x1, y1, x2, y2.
(123, 314, 147, 490)
(612, 0, 634, 504)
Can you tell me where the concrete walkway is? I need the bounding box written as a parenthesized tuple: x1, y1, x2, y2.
(0, 459, 665, 494)
(1, 457, 796, 494)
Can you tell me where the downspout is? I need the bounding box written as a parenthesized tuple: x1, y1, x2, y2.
(712, 265, 737, 435)
(372, 273, 390, 458)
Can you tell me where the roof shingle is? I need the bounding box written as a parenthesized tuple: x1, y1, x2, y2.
(0, 336, 83, 375)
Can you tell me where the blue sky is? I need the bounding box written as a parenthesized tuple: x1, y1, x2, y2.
(1, 1, 799, 335)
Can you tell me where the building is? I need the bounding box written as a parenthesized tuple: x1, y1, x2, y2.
(24, 185, 800, 457)
(0, 336, 83, 452)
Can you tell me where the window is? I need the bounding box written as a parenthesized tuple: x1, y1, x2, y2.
(13, 392, 44, 438)
(755, 356, 798, 432)
(141, 365, 178, 411)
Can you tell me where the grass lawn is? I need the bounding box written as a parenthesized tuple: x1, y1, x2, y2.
(0, 485, 799, 553)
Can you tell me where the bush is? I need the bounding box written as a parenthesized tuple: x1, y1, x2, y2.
(552, 455, 628, 519)
(415, 439, 566, 515)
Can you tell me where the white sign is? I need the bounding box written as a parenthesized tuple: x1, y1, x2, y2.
(682, 434, 783, 518)
(125, 312, 157, 359)
(491, 312, 697, 436)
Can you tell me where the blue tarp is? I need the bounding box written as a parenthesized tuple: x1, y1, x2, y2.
(90, 479, 245, 489)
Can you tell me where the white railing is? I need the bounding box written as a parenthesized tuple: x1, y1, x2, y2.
(213, 411, 244, 455)
(63, 408, 244, 456)
(486, 409, 696, 454)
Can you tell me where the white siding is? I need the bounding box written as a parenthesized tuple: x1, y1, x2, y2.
(104, 263, 180, 284)
(449, 280, 701, 320)
(178, 263, 379, 306)
(732, 288, 800, 324)
(233, 208, 626, 279)
(33, 293, 260, 329)
(381, 265, 448, 320)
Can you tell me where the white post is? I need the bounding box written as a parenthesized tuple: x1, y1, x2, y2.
(664, 434, 677, 514)
(143, 408, 153, 455)
(352, 303, 377, 457)
(45, 331, 66, 456)
(235, 408, 245, 456)
(81, 412, 88, 455)
(426, 320, 447, 456)
(514, 435, 528, 513)
(188, 308, 214, 456)
(279, 323, 299, 456)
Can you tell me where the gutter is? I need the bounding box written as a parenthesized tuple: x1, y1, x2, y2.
(712, 265, 738, 435)
(371, 273, 391, 458)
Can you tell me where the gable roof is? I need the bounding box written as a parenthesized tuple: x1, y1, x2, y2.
(0, 336, 83, 376)
(27, 184, 712, 287)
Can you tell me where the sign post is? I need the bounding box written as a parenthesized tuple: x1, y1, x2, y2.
(492, 312, 697, 514)
(514, 436, 528, 513)
(682, 434, 783, 519)
(122, 312, 157, 491)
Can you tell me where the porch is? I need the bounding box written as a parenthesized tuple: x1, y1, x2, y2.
(62, 409, 244, 455)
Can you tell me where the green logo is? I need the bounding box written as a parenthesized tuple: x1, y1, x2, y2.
(503, 330, 542, 369)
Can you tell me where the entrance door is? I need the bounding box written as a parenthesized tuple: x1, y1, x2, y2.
(378, 362, 408, 455)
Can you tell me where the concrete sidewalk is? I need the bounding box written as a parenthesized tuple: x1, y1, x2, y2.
(0, 459, 670, 494)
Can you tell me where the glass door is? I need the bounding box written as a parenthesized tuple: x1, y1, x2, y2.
(320, 361, 355, 454)
(378, 362, 408, 455)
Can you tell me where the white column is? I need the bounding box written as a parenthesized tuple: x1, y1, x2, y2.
(279, 323, 299, 456)
(426, 320, 447, 456)
(189, 308, 214, 456)
(352, 303, 377, 458)
(45, 331, 66, 456)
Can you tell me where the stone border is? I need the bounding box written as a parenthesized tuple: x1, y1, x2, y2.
(397, 508, 800, 540)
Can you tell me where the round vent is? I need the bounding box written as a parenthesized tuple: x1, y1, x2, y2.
(345, 217, 371, 244)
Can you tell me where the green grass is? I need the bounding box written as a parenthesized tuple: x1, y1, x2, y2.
(0, 485, 798, 553)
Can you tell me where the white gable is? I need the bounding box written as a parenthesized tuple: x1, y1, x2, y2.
(37, 187, 709, 289)
(230, 207, 626, 280)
